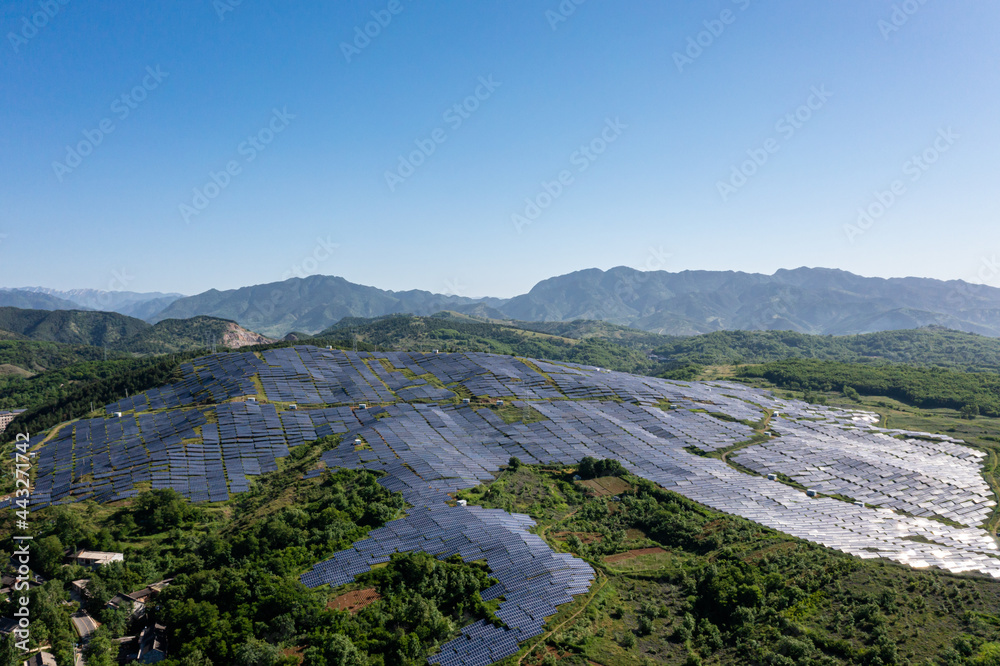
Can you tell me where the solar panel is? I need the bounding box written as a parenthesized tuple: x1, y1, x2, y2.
(25, 347, 1000, 664)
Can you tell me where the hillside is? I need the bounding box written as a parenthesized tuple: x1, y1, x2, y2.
(0, 306, 150, 347)
(0, 339, 123, 377)
(505, 317, 672, 349)
(0, 313, 272, 414)
(0, 307, 270, 353)
(123, 316, 273, 354)
(142, 267, 1000, 338)
(739, 359, 1000, 417)
(7, 347, 1000, 666)
(318, 313, 657, 373)
(9, 316, 1000, 426)
(652, 327, 1000, 372)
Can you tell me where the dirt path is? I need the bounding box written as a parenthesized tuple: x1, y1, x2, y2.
(516, 570, 607, 666)
(721, 408, 774, 464)
(516, 506, 602, 666)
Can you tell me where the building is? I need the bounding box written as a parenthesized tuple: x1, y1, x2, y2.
(126, 578, 172, 603)
(117, 623, 168, 664)
(107, 592, 145, 620)
(69, 579, 90, 602)
(0, 409, 26, 433)
(22, 652, 57, 666)
(71, 550, 124, 567)
(137, 624, 167, 663)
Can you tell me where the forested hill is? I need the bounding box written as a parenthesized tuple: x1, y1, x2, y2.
(0, 307, 270, 353)
(0, 307, 148, 347)
(318, 313, 658, 373)
(322, 315, 1000, 373)
(651, 327, 1000, 372)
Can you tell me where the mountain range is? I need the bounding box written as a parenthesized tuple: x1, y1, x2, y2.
(151, 267, 1000, 338)
(7, 267, 1000, 339)
(0, 287, 184, 319)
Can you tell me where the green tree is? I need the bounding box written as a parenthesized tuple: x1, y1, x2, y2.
(305, 634, 366, 666)
(34, 535, 65, 578)
(233, 638, 280, 666)
(961, 403, 980, 419)
(133, 488, 196, 533)
(83, 627, 120, 666)
(0, 634, 19, 666)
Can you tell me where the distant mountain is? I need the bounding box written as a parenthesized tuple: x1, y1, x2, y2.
(120, 295, 183, 320)
(0, 290, 81, 311)
(151, 275, 506, 337)
(2, 287, 184, 318)
(147, 268, 1000, 338)
(500, 267, 1000, 337)
(0, 307, 271, 352)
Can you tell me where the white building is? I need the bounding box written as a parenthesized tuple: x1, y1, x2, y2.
(0, 410, 26, 433)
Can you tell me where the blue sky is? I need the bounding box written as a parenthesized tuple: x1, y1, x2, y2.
(1, 1, 998, 298)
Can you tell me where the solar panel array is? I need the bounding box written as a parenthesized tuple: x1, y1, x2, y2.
(106, 354, 265, 414)
(24, 347, 1000, 665)
(32, 410, 206, 506)
(733, 418, 993, 527)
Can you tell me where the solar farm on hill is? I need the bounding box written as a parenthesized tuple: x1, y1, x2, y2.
(20, 346, 1000, 665)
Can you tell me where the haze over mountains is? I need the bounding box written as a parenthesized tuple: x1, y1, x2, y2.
(0, 287, 184, 319)
(6, 267, 1000, 339)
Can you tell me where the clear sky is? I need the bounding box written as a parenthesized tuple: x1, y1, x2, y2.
(1, 1, 998, 298)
